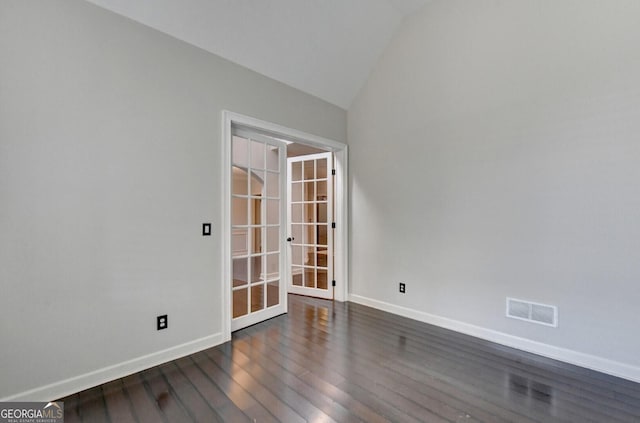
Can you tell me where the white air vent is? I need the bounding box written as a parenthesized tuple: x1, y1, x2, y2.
(506, 298, 557, 327)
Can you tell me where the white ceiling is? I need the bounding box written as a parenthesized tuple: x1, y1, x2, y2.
(85, 0, 429, 109)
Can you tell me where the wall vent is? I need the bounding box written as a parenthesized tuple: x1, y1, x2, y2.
(506, 298, 557, 327)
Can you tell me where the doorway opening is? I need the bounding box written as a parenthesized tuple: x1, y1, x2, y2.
(222, 111, 348, 338)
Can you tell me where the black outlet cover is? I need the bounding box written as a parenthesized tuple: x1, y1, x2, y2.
(157, 315, 168, 330)
(202, 223, 211, 236)
(399, 283, 406, 293)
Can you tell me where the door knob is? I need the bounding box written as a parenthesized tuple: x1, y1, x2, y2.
(287, 237, 295, 242)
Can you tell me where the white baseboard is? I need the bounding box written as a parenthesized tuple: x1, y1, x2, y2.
(349, 294, 640, 384)
(1, 332, 226, 402)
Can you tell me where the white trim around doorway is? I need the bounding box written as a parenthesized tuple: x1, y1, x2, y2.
(221, 111, 349, 341)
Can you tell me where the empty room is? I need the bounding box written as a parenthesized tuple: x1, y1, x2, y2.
(2, 0, 640, 421)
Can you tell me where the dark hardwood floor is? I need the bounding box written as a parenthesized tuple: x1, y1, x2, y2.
(60, 294, 640, 422)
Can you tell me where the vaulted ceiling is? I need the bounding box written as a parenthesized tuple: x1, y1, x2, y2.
(85, 0, 429, 109)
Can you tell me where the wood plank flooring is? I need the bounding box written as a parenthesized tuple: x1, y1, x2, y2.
(60, 294, 640, 422)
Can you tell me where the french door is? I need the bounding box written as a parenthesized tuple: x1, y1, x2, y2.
(230, 129, 287, 331)
(287, 152, 334, 299)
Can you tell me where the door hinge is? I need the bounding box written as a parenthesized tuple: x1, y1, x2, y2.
(331, 222, 336, 229)
(332, 280, 336, 287)
(331, 169, 336, 175)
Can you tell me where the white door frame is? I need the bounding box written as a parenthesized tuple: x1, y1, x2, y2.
(221, 110, 349, 341)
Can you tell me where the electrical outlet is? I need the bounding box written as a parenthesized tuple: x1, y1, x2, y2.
(399, 282, 406, 293)
(202, 223, 211, 236)
(157, 315, 168, 330)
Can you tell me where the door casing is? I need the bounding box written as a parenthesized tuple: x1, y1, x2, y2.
(221, 111, 348, 341)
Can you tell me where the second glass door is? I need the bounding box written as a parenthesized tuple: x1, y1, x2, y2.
(287, 152, 334, 299)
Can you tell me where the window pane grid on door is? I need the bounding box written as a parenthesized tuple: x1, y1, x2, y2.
(230, 223, 270, 230)
(233, 282, 279, 309)
(232, 134, 282, 322)
(265, 170, 280, 199)
(266, 145, 279, 171)
(266, 199, 279, 224)
(296, 265, 328, 271)
(288, 152, 333, 296)
(231, 266, 278, 284)
(290, 266, 330, 289)
(250, 140, 265, 170)
(251, 284, 264, 313)
(289, 200, 329, 205)
(304, 181, 314, 201)
(266, 281, 279, 307)
(317, 158, 328, 179)
(231, 196, 249, 226)
(232, 288, 248, 318)
(317, 269, 328, 290)
(291, 161, 302, 181)
(232, 136, 249, 167)
(289, 225, 325, 245)
(250, 255, 264, 283)
(291, 182, 303, 202)
(250, 170, 264, 196)
(303, 160, 315, 180)
(265, 253, 279, 281)
(317, 180, 327, 198)
(305, 268, 316, 288)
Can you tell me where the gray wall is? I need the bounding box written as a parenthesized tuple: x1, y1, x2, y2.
(0, 0, 346, 399)
(349, 0, 640, 372)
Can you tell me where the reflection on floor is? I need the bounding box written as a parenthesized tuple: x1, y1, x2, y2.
(59, 295, 640, 422)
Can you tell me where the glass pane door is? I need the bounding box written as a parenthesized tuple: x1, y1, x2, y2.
(288, 152, 333, 299)
(231, 131, 286, 331)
